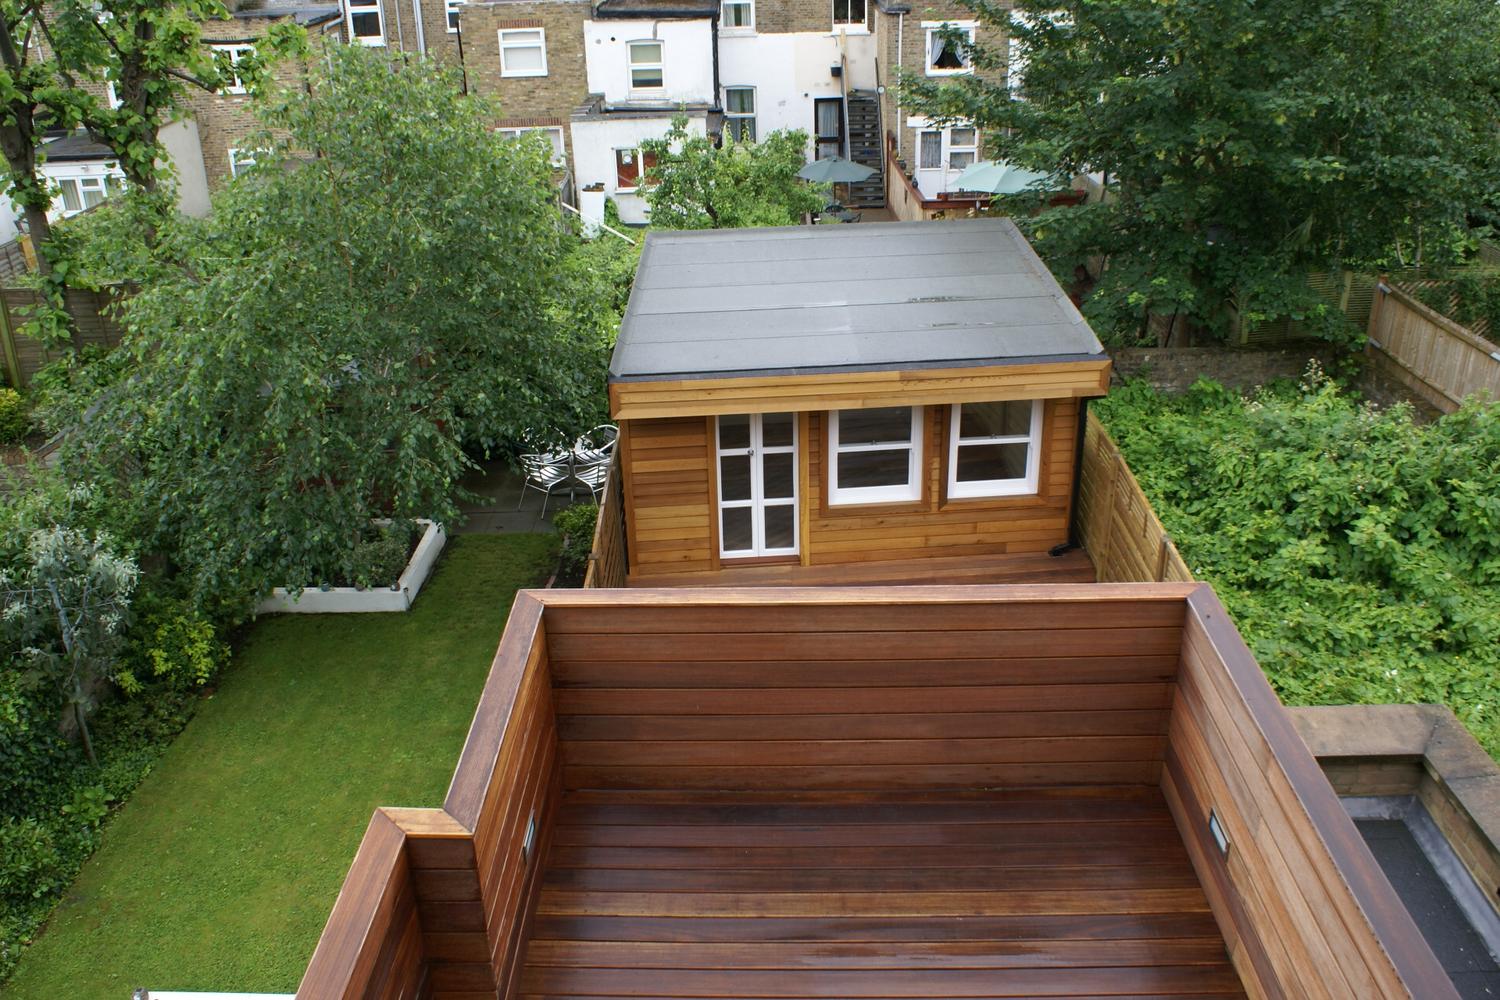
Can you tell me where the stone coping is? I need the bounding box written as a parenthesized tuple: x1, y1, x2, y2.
(1291, 703, 1500, 905)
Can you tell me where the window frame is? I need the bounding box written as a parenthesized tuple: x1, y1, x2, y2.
(498, 27, 548, 78)
(497, 126, 566, 166)
(831, 0, 866, 30)
(946, 399, 1043, 499)
(227, 147, 263, 178)
(828, 406, 923, 506)
(614, 146, 658, 192)
(627, 39, 665, 92)
(446, 0, 462, 31)
(53, 173, 118, 217)
(721, 0, 754, 31)
(724, 86, 756, 143)
(922, 20, 976, 77)
(947, 125, 979, 169)
(211, 43, 256, 95)
(715, 413, 799, 559)
(344, 0, 386, 46)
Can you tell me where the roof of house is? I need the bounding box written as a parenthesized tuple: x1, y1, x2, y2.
(229, 0, 341, 25)
(609, 218, 1107, 382)
(41, 131, 115, 163)
(593, 0, 718, 17)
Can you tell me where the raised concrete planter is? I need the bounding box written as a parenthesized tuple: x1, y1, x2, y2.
(255, 519, 446, 615)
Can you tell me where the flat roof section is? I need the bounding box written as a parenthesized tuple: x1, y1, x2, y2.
(609, 219, 1107, 382)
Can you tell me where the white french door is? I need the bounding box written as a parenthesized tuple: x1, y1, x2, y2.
(716, 413, 798, 559)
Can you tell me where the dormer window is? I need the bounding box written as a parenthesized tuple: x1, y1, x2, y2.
(628, 40, 664, 91)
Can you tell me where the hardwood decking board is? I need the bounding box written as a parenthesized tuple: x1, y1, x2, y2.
(518, 789, 1242, 999)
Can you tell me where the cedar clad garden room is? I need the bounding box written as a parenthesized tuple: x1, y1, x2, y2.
(607, 220, 1111, 586)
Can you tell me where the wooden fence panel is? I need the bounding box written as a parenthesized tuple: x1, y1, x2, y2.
(0, 286, 124, 388)
(582, 449, 626, 589)
(1076, 412, 1192, 584)
(1367, 281, 1500, 412)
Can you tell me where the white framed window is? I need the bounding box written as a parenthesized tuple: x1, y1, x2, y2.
(211, 43, 256, 95)
(923, 21, 975, 76)
(104, 81, 121, 109)
(497, 126, 565, 165)
(627, 40, 664, 90)
(947, 125, 978, 169)
(722, 0, 753, 30)
(228, 147, 264, 177)
(829, 406, 922, 505)
(918, 124, 978, 171)
(716, 412, 798, 558)
(614, 147, 658, 191)
(53, 174, 121, 216)
(832, 0, 865, 29)
(947, 400, 1042, 498)
(344, 0, 385, 45)
(498, 28, 547, 77)
(724, 87, 755, 142)
(446, 0, 462, 31)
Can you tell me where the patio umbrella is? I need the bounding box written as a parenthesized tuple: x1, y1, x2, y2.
(952, 159, 1058, 195)
(797, 156, 877, 184)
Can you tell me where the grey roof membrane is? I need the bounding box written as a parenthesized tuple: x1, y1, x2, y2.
(609, 219, 1107, 382)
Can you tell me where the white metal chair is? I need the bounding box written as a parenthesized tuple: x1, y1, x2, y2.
(572, 424, 619, 467)
(572, 457, 610, 502)
(517, 452, 574, 514)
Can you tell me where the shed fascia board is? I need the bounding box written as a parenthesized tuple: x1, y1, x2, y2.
(608, 357, 1112, 420)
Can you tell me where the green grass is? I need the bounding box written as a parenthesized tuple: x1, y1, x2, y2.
(1, 533, 557, 999)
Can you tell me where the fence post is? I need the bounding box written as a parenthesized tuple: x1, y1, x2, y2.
(0, 291, 22, 389)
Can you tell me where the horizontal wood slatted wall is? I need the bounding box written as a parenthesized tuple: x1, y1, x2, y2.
(0, 287, 123, 388)
(582, 449, 626, 588)
(620, 416, 714, 577)
(1162, 587, 1458, 1000)
(804, 399, 1077, 566)
(1076, 412, 1193, 584)
(1368, 281, 1500, 413)
(543, 587, 1190, 792)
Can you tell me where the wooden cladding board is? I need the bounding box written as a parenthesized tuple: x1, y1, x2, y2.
(543, 592, 1187, 791)
(622, 398, 1082, 580)
(1162, 589, 1458, 1000)
(295, 811, 428, 1000)
(521, 787, 1246, 999)
(1076, 413, 1193, 584)
(609, 359, 1111, 421)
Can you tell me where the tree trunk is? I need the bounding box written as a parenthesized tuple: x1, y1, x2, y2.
(73, 692, 97, 767)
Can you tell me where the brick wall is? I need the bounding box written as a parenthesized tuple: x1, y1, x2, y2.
(462, 0, 592, 168)
(1109, 346, 1348, 394)
(756, 0, 871, 35)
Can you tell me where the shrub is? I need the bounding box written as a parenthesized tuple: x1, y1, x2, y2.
(350, 524, 413, 590)
(1096, 372, 1500, 754)
(118, 590, 228, 695)
(553, 503, 598, 582)
(0, 389, 28, 444)
(0, 820, 65, 906)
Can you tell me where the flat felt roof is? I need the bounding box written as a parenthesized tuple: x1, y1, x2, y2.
(609, 219, 1106, 382)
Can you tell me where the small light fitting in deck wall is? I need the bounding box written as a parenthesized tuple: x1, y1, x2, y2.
(1208, 809, 1230, 857)
(522, 811, 538, 863)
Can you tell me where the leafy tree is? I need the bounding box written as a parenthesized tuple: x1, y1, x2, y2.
(0, 0, 84, 347)
(1, 525, 138, 765)
(904, 0, 1500, 344)
(641, 116, 825, 229)
(45, 0, 304, 201)
(62, 45, 607, 610)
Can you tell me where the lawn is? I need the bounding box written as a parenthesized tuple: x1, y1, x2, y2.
(0, 533, 557, 999)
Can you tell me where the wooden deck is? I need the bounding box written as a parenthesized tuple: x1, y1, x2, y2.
(628, 549, 1096, 588)
(521, 787, 1245, 998)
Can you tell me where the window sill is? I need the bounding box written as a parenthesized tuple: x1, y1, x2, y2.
(720, 27, 757, 36)
(502, 70, 549, 79)
(825, 496, 927, 514)
(828, 26, 871, 35)
(720, 554, 800, 567)
(925, 68, 974, 77)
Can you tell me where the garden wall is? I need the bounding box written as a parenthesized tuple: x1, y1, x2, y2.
(1110, 346, 1344, 393)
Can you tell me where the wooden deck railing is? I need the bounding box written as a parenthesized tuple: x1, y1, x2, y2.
(1075, 410, 1193, 584)
(581, 447, 626, 588)
(1367, 279, 1500, 413)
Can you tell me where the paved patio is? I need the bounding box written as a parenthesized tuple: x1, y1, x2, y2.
(456, 456, 574, 534)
